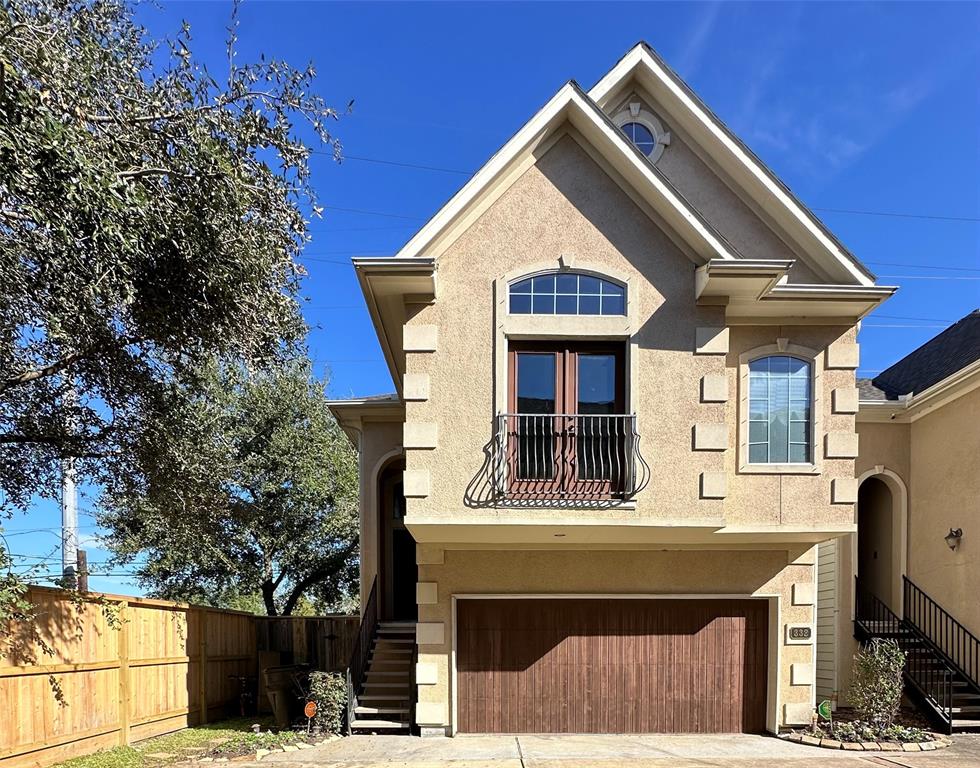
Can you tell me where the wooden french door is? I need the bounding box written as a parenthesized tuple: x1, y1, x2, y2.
(506, 342, 626, 500)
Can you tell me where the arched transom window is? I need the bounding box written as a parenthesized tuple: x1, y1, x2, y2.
(509, 272, 626, 316)
(748, 355, 812, 464)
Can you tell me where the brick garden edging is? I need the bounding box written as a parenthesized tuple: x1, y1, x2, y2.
(781, 732, 951, 752)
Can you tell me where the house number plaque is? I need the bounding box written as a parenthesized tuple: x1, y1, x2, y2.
(789, 626, 812, 640)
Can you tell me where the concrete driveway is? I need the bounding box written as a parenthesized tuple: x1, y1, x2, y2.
(250, 733, 980, 767)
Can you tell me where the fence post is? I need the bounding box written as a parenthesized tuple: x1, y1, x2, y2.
(117, 600, 130, 746)
(198, 609, 208, 724)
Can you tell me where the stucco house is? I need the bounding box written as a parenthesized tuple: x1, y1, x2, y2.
(816, 309, 980, 731)
(328, 43, 979, 736)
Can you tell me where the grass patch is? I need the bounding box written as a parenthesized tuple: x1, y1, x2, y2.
(57, 717, 314, 768)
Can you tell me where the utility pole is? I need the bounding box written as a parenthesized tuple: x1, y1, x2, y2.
(61, 453, 78, 587)
(61, 380, 78, 588)
(76, 549, 89, 592)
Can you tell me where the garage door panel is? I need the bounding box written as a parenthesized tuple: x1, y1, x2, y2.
(457, 598, 768, 734)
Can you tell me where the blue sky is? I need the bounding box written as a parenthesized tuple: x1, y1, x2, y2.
(10, 1, 979, 595)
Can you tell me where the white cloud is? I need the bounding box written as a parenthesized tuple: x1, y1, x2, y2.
(674, 2, 723, 79)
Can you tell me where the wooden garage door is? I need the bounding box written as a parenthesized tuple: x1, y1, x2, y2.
(457, 598, 768, 734)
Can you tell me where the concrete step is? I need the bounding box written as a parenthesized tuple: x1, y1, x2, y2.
(951, 719, 980, 732)
(351, 719, 409, 731)
(355, 705, 410, 715)
(358, 693, 411, 701)
(374, 638, 415, 645)
(364, 670, 410, 677)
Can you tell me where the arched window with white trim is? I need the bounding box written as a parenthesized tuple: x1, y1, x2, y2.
(747, 355, 812, 464)
(508, 271, 626, 316)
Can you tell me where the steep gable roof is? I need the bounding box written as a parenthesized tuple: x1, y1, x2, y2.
(394, 80, 743, 265)
(871, 310, 980, 398)
(589, 42, 877, 287)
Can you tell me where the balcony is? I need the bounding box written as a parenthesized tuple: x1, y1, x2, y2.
(465, 413, 649, 508)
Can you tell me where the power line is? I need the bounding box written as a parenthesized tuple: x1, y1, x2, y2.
(311, 150, 980, 223)
(872, 313, 957, 323)
(814, 207, 980, 224)
(879, 274, 980, 281)
(321, 204, 424, 221)
(866, 260, 980, 273)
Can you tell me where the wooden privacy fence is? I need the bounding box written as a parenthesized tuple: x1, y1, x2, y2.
(0, 587, 358, 768)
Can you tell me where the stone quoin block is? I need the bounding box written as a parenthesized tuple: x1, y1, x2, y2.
(693, 423, 728, 451)
(695, 327, 730, 355)
(403, 325, 438, 352)
(700, 373, 729, 402)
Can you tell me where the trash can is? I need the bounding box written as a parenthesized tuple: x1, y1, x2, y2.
(262, 664, 309, 728)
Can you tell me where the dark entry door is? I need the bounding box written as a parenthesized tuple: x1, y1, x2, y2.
(456, 598, 769, 734)
(391, 528, 418, 622)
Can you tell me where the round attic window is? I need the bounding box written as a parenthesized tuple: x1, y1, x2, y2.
(613, 105, 670, 164)
(622, 122, 656, 156)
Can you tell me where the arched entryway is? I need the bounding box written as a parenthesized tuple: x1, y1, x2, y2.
(855, 468, 908, 613)
(377, 457, 417, 622)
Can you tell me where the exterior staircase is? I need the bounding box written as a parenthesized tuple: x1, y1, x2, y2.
(855, 576, 980, 733)
(349, 622, 416, 733)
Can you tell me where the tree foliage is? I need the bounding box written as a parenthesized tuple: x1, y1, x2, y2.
(0, 0, 342, 512)
(99, 361, 358, 615)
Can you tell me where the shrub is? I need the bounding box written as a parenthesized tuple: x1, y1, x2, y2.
(307, 672, 347, 735)
(849, 638, 906, 729)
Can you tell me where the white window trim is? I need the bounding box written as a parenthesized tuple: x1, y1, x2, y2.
(738, 342, 823, 475)
(612, 105, 670, 164)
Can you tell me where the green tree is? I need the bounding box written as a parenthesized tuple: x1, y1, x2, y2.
(99, 361, 358, 615)
(0, 0, 343, 515)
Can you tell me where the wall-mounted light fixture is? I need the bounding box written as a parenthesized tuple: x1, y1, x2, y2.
(944, 527, 963, 551)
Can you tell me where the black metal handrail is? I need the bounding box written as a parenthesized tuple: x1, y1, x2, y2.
(489, 413, 650, 503)
(345, 577, 378, 734)
(855, 577, 954, 731)
(904, 575, 980, 692)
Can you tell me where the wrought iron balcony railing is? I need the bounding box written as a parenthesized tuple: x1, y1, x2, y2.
(464, 413, 649, 507)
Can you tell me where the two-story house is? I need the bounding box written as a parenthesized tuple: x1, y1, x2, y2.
(328, 42, 899, 736)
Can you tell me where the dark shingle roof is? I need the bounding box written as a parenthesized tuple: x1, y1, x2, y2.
(871, 310, 980, 399)
(857, 378, 889, 401)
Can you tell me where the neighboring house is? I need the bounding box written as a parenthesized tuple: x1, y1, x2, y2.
(816, 310, 980, 730)
(326, 41, 972, 737)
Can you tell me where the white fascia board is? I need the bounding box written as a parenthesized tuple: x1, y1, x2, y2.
(393, 82, 737, 264)
(589, 44, 877, 288)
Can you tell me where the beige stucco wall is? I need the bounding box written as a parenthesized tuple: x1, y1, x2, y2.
(403, 130, 858, 532)
(908, 386, 980, 635)
(414, 546, 817, 733)
(611, 91, 820, 284)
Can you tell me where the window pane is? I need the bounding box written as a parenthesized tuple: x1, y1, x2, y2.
(516, 354, 555, 413)
(749, 358, 770, 374)
(509, 294, 531, 314)
(601, 281, 624, 297)
(749, 399, 768, 421)
(556, 273, 578, 294)
(579, 295, 600, 315)
(511, 278, 532, 294)
(532, 274, 555, 294)
(789, 443, 808, 463)
(750, 376, 768, 398)
(749, 443, 768, 463)
(787, 357, 809, 377)
(770, 355, 792, 375)
(601, 294, 625, 315)
(749, 421, 768, 443)
(532, 294, 555, 314)
(578, 355, 617, 414)
(555, 295, 578, 315)
(579, 275, 601, 295)
(789, 421, 807, 444)
(769, 412, 789, 462)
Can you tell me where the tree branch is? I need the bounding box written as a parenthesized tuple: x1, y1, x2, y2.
(1, 351, 85, 393)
